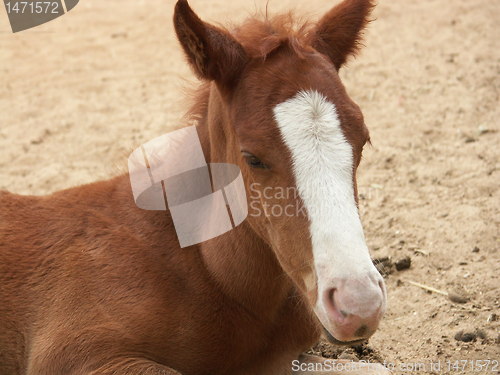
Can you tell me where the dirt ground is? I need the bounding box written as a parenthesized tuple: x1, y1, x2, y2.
(1, 0, 498, 374)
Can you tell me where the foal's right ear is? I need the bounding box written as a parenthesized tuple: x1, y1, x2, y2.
(173, 0, 248, 87)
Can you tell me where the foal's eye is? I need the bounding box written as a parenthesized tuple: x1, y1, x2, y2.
(242, 152, 269, 169)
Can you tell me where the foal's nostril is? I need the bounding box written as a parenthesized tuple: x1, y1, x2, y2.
(324, 288, 348, 323)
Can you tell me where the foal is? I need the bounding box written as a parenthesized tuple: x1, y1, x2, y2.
(0, 0, 388, 374)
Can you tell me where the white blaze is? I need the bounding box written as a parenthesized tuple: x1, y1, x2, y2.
(273, 90, 379, 319)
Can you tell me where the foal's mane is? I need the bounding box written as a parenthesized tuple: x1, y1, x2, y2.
(183, 12, 314, 124)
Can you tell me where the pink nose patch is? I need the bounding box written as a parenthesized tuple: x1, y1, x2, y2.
(323, 276, 385, 342)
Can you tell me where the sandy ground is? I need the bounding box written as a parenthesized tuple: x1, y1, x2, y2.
(1, 0, 499, 374)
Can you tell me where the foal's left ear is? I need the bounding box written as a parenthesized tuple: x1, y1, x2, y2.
(312, 0, 375, 70)
(173, 0, 248, 87)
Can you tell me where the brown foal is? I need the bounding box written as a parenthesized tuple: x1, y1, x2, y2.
(0, 0, 390, 374)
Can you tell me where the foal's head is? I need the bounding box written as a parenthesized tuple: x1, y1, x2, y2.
(174, 0, 386, 344)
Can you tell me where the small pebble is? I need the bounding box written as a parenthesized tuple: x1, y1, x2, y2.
(395, 256, 411, 271)
(472, 246, 480, 253)
(448, 292, 469, 304)
(487, 313, 498, 323)
(478, 125, 490, 135)
(454, 330, 476, 342)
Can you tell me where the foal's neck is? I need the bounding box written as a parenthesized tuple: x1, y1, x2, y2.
(200, 224, 293, 322)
